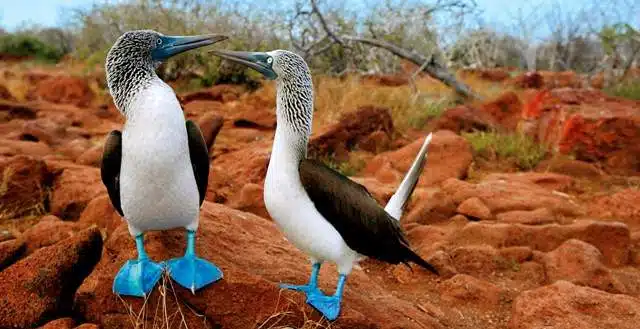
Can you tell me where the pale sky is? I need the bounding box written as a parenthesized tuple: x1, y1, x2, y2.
(0, 0, 633, 35)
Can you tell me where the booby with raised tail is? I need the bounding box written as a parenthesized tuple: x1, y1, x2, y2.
(102, 30, 227, 297)
(210, 49, 438, 320)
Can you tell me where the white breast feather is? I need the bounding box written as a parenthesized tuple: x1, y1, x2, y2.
(119, 79, 200, 235)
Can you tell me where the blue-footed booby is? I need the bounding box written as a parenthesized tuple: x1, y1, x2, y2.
(102, 30, 227, 297)
(210, 49, 438, 320)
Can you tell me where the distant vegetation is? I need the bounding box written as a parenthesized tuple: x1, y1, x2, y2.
(0, 0, 637, 94)
(605, 79, 640, 100)
(463, 131, 548, 170)
(0, 34, 65, 62)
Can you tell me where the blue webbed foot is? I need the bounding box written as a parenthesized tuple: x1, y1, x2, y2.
(306, 274, 347, 321)
(167, 230, 223, 293)
(307, 291, 342, 321)
(113, 234, 163, 297)
(167, 255, 223, 293)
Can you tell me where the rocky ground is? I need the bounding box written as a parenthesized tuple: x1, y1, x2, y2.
(0, 63, 639, 329)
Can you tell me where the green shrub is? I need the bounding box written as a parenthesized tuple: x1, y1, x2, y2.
(605, 79, 640, 100)
(407, 96, 455, 128)
(0, 34, 64, 62)
(463, 131, 548, 170)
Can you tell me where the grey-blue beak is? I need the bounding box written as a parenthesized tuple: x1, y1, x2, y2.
(152, 34, 228, 61)
(209, 50, 277, 80)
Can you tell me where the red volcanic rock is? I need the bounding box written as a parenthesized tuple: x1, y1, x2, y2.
(357, 130, 391, 153)
(30, 76, 94, 107)
(456, 197, 492, 221)
(0, 83, 14, 101)
(73, 324, 99, 329)
(49, 164, 106, 220)
(0, 139, 53, 157)
(0, 155, 52, 220)
(544, 239, 620, 292)
(431, 105, 496, 133)
(509, 71, 544, 89)
(75, 202, 442, 329)
(363, 130, 472, 189)
(434, 92, 522, 132)
(180, 84, 243, 104)
(196, 112, 224, 152)
(509, 281, 640, 329)
(207, 143, 270, 206)
(459, 68, 511, 82)
(22, 215, 87, 254)
(535, 157, 602, 178)
(0, 238, 25, 271)
(495, 208, 557, 225)
(483, 172, 574, 192)
(477, 92, 523, 130)
(499, 246, 533, 263)
(39, 318, 76, 329)
(423, 250, 457, 278)
(75, 145, 103, 167)
(78, 195, 123, 237)
(406, 189, 458, 225)
(406, 225, 449, 249)
(450, 244, 499, 276)
(308, 106, 393, 160)
(589, 189, 640, 227)
(536, 88, 640, 175)
(0, 100, 38, 121)
(441, 177, 582, 217)
(0, 228, 103, 328)
(226, 183, 268, 218)
(57, 139, 92, 162)
(450, 220, 630, 266)
(539, 71, 582, 89)
(439, 274, 505, 308)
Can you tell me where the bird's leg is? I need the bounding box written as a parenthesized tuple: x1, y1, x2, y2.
(112, 234, 163, 297)
(307, 274, 347, 321)
(280, 262, 322, 296)
(166, 230, 223, 294)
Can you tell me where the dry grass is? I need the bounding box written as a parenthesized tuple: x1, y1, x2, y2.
(117, 273, 210, 329)
(257, 290, 332, 329)
(245, 74, 509, 135)
(0, 165, 48, 222)
(117, 273, 332, 329)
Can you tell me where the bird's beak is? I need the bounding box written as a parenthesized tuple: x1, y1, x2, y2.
(209, 50, 277, 80)
(152, 34, 228, 61)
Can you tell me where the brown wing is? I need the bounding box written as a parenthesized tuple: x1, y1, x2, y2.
(186, 120, 210, 206)
(299, 159, 437, 273)
(101, 130, 124, 216)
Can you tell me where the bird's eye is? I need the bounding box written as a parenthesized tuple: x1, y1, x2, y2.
(266, 57, 273, 64)
(156, 39, 162, 45)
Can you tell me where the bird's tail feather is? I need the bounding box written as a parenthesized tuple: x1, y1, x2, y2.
(406, 248, 439, 275)
(384, 133, 433, 220)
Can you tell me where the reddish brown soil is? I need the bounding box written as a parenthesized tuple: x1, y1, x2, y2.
(0, 66, 639, 328)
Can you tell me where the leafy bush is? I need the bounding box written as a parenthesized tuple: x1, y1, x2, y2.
(69, 0, 288, 87)
(605, 79, 640, 100)
(463, 131, 548, 170)
(0, 34, 64, 62)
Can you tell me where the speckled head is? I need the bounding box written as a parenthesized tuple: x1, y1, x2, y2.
(105, 30, 227, 113)
(209, 49, 314, 147)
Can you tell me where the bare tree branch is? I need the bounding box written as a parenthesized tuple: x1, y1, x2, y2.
(343, 35, 481, 100)
(310, 0, 344, 46)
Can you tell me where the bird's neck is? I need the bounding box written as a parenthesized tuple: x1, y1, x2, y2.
(270, 79, 314, 169)
(106, 57, 157, 115)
